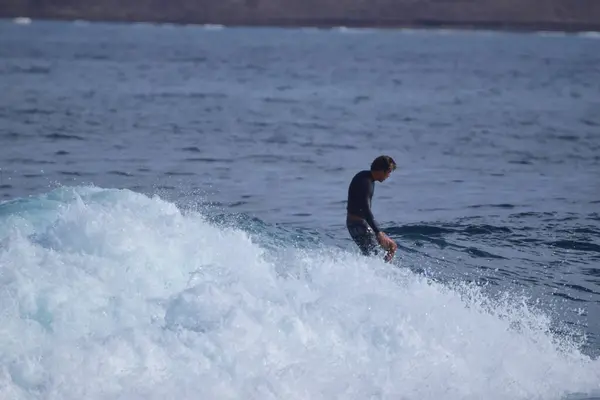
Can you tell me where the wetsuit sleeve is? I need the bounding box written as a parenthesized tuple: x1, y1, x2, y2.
(358, 178, 381, 234)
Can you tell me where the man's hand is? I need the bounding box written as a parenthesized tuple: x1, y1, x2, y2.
(377, 232, 398, 262)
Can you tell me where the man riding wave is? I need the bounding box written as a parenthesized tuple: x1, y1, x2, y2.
(346, 155, 398, 262)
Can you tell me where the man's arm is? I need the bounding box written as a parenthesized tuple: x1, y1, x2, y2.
(357, 178, 397, 260)
(358, 179, 381, 234)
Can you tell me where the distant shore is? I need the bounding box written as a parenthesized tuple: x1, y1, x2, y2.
(5, 16, 600, 33)
(2, 0, 600, 34)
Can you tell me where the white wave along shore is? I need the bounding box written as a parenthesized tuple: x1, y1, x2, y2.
(0, 187, 599, 400)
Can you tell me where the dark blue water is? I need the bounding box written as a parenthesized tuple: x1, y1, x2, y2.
(1, 19, 600, 399)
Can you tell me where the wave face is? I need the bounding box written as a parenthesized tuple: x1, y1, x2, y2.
(1, 186, 599, 400)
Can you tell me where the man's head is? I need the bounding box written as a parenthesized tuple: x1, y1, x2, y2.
(370, 155, 396, 182)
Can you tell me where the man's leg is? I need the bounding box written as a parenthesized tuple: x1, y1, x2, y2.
(347, 221, 379, 256)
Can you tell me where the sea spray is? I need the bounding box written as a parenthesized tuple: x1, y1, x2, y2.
(0, 186, 598, 400)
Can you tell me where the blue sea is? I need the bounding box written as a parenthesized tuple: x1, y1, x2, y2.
(1, 18, 600, 399)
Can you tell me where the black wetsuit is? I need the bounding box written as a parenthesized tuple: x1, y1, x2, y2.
(346, 170, 381, 256)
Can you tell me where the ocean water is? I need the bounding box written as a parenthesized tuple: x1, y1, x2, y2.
(1, 19, 600, 399)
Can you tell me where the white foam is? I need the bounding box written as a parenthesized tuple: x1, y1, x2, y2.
(577, 31, 600, 39)
(332, 26, 374, 34)
(13, 17, 32, 25)
(0, 186, 598, 400)
(203, 24, 225, 30)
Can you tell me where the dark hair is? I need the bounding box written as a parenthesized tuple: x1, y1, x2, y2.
(370, 155, 396, 172)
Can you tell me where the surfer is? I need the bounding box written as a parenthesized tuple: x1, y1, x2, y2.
(346, 155, 398, 262)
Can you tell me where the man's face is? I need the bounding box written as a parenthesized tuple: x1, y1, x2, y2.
(376, 169, 392, 182)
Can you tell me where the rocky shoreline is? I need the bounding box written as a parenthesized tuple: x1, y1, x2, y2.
(2, 0, 600, 32)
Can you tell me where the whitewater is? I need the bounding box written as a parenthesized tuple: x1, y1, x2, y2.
(0, 186, 597, 400)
